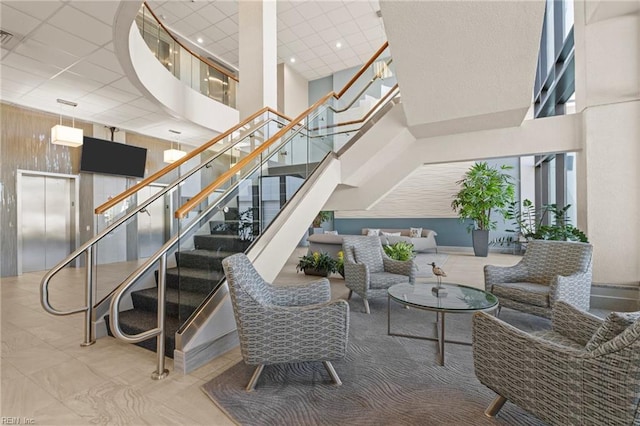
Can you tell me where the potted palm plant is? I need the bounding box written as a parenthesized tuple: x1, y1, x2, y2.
(451, 162, 515, 257)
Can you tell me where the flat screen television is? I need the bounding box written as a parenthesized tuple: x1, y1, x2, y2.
(80, 137, 147, 178)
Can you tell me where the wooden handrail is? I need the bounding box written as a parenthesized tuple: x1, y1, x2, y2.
(310, 84, 399, 132)
(336, 42, 389, 99)
(175, 42, 392, 219)
(142, 2, 239, 82)
(175, 93, 334, 219)
(95, 106, 288, 214)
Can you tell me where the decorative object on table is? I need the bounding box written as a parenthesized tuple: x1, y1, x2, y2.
(383, 241, 416, 261)
(492, 199, 588, 251)
(451, 162, 515, 257)
(296, 251, 337, 277)
(342, 236, 415, 314)
(221, 253, 349, 391)
(473, 301, 640, 424)
(430, 262, 448, 296)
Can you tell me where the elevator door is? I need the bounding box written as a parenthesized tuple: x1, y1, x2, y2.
(20, 174, 75, 273)
(137, 184, 168, 259)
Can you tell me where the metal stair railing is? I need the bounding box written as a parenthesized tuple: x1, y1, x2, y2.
(107, 42, 399, 379)
(40, 108, 290, 347)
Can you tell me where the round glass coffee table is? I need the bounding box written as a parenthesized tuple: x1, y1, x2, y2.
(387, 282, 499, 366)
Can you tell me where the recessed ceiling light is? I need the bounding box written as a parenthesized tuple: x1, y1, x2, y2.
(290, 57, 296, 63)
(336, 41, 342, 49)
(197, 37, 204, 44)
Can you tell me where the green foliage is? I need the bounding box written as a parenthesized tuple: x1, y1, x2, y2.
(493, 199, 588, 245)
(451, 162, 516, 231)
(312, 211, 332, 228)
(336, 251, 344, 276)
(296, 251, 337, 273)
(383, 241, 415, 261)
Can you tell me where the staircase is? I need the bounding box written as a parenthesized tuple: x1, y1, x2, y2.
(105, 215, 252, 357)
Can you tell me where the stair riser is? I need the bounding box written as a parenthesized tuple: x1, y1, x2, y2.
(131, 292, 198, 319)
(104, 314, 175, 358)
(176, 252, 225, 270)
(166, 272, 223, 293)
(193, 235, 252, 252)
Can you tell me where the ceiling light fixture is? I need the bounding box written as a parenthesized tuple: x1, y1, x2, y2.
(197, 37, 204, 44)
(51, 98, 83, 147)
(164, 129, 187, 163)
(335, 41, 342, 49)
(290, 57, 296, 63)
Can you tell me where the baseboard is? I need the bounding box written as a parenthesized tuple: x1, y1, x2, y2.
(591, 283, 639, 311)
(173, 330, 239, 375)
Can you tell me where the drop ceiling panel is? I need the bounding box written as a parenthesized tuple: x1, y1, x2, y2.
(70, 1, 121, 25)
(1, 52, 63, 78)
(0, 4, 42, 35)
(13, 39, 80, 70)
(47, 5, 113, 46)
(68, 61, 121, 85)
(31, 24, 100, 57)
(2, 1, 63, 21)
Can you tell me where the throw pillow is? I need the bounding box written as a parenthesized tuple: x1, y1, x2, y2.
(324, 230, 339, 235)
(585, 311, 640, 351)
(409, 227, 423, 238)
(353, 244, 384, 273)
(366, 228, 380, 236)
(381, 231, 401, 236)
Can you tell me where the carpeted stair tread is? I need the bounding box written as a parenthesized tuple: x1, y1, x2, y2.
(176, 249, 235, 270)
(131, 287, 210, 318)
(105, 310, 180, 358)
(165, 267, 225, 293)
(193, 234, 252, 252)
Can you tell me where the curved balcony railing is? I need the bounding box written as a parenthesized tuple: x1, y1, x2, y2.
(135, 2, 238, 108)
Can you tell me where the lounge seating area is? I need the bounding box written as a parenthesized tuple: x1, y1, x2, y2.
(307, 227, 438, 258)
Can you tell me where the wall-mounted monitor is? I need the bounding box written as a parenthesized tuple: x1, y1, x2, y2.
(80, 137, 147, 178)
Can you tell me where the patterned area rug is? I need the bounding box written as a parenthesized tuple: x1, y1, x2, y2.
(413, 253, 449, 277)
(202, 298, 551, 425)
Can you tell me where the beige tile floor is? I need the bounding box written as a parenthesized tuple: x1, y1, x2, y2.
(1, 248, 519, 425)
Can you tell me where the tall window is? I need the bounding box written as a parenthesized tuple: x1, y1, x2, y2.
(531, 0, 577, 226)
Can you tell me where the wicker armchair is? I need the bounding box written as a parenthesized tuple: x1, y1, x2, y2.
(221, 253, 349, 391)
(342, 236, 415, 314)
(484, 240, 593, 318)
(473, 301, 640, 425)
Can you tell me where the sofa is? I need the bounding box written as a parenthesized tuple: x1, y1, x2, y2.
(361, 228, 438, 253)
(307, 228, 438, 258)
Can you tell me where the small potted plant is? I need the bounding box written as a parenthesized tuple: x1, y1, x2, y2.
(336, 251, 344, 278)
(451, 162, 515, 257)
(383, 241, 415, 261)
(296, 251, 337, 277)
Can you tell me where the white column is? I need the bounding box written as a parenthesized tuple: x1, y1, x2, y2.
(238, 0, 278, 119)
(574, 1, 640, 284)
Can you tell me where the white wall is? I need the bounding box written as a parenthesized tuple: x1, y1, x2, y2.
(277, 63, 309, 118)
(574, 1, 640, 284)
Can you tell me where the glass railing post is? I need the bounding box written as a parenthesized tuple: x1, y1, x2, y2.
(81, 245, 96, 347)
(152, 252, 169, 380)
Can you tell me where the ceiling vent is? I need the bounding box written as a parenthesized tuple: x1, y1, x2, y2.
(0, 29, 24, 50)
(376, 10, 382, 18)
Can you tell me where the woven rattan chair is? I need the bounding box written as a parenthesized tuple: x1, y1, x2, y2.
(484, 240, 593, 318)
(221, 253, 349, 391)
(473, 301, 640, 425)
(342, 236, 415, 314)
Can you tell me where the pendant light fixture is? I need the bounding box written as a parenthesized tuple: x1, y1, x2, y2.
(163, 129, 186, 163)
(51, 98, 83, 147)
